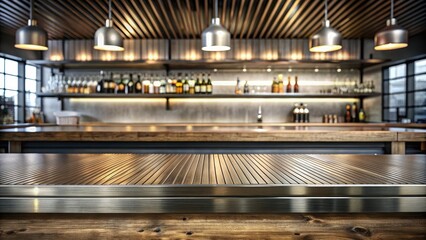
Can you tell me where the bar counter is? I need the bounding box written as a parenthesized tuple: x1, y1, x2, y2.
(1, 123, 425, 154)
(1, 153, 425, 213)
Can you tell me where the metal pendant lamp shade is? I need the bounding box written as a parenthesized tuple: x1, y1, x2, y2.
(309, 0, 342, 53)
(374, 0, 408, 51)
(15, 0, 48, 51)
(202, 0, 230, 51)
(94, 0, 124, 51)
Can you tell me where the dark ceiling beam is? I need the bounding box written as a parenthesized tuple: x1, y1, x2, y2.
(265, 0, 293, 39)
(286, 0, 326, 38)
(113, 0, 145, 38)
(176, 0, 194, 38)
(148, 0, 173, 39)
(167, 0, 186, 38)
(232, 0, 245, 37)
(186, 0, 199, 38)
(344, 0, 416, 38)
(195, 0, 203, 36)
(238, 0, 254, 39)
(252, 0, 274, 38)
(258, 0, 284, 39)
(138, 0, 166, 38)
(157, 0, 179, 39)
(245, 0, 264, 39)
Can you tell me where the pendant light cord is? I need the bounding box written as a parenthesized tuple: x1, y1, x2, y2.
(30, 0, 33, 19)
(391, 0, 394, 19)
(214, 0, 218, 19)
(108, 0, 112, 20)
(324, 0, 328, 20)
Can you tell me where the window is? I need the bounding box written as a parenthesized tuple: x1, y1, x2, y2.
(0, 55, 41, 124)
(383, 58, 426, 123)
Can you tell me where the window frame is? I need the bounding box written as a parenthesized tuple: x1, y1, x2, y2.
(382, 57, 426, 123)
(0, 54, 42, 123)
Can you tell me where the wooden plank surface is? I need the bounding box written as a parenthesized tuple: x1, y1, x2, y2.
(1, 123, 424, 143)
(0, 213, 424, 239)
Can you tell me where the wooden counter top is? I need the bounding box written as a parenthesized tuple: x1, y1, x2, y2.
(1, 123, 425, 142)
(0, 124, 409, 142)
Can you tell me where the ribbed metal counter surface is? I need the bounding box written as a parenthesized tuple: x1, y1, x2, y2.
(0, 154, 425, 213)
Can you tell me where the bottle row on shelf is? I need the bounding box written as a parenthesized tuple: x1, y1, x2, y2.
(292, 103, 310, 123)
(319, 80, 376, 94)
(44, 72, 214, 95)
(321, 102, 366, 123)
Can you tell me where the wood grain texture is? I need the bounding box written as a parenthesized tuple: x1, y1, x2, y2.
(0, 126, 400, 142)
(398, 132, 426, 142)
(0, 213, 424, 240)
(392, 142, 406, 155)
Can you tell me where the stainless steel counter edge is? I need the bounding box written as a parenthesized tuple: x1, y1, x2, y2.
(1, 185, 425, 197)
(0, 197, 424, 213)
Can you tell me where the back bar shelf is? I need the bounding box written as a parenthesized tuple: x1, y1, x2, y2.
(37, 93, 381, 110)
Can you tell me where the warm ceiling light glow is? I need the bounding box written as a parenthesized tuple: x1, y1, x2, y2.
(266, 66, 272, 72)
(337, 68, 342, 72)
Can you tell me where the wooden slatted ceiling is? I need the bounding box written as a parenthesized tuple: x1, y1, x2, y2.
(0, 0, 425, 40)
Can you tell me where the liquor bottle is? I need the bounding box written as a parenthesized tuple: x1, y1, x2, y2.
(257, 106, 262, 123)
(127, 74, 135, 94)
(96, 71, 104, 93)
(303, 104, 309, 123)
(108, 73, 116, 93)
(82, 77, 89, 94)
(183, 74, 190, 94)
(152, 75, 161, 94)
(359, 108, 366, 122)
(143, 74, 150, 94)
(176, 74, 183, 94)
(170, 74, 176, 94)
(294, 76, 299, 93)
(149, 76, 154, 94)
(244, 81, 249, 93)
(189, 74, 195, 94)
(286, 76, 292, 93)
(351, 102, 358, 122)
(135, 74, 143, 93)
(200, 74, 207, 94)
(272, 77, 278, 93)
(293, 104, 300, 123)
(159, 75, 166, 94)
(299, 104, 305, 123)
(103, 73, 109, 93)
(235, 77, 242, 94)
(206, 74, 213, 94)
(278, 74, 284, 93)
(117, 74, 126, 94)
(194, 75, 201, 94)
(345, 104, 351, 122)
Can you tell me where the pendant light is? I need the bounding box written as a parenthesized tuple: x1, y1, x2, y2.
(374, 0, 408, 51)
(201, 0, 231, 51)
(309, 0, 342, 53)
(94, 0, 124, 51)
(15, 0, 48, 51)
